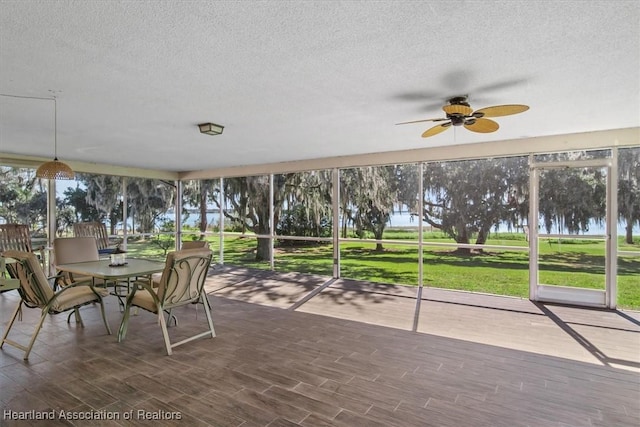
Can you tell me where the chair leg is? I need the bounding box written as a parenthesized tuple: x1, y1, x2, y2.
(75, 308, 85, 328)
(66, 308, 83, 326)
(165, 309, 178, 327)
(23, 310, 49, 360)
(201, 292, 216, 338)
(158, 310, 173, 356)
(0, 301, 23, 349)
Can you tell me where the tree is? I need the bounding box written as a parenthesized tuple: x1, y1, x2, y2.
(56, 185, 103, 236)
(618, 147, 640, 243)
(415, 157, 529, 254)
(538, 167, 606, 235)
(81, 175, 175, 236)
(341, 166, 397, 252)
(278, 170, 333, 239)
(81, 174, 122, 234)
(63, 185, 102, 222)
(219, 175, 269, 261)
(126, 178, 175, 234)
(218, 171, 333, 261)
(0, 167, 47, 232)
(339, 169, 358, 238)
(17, 190, 47, 235)
(153, 219, 176, 256)
(0, 168, 21, 223)
(182, 179, 218, 237)
(0, 167, 47, 234)
(536, 151, 610, 236)
(55, 203, 76, 236)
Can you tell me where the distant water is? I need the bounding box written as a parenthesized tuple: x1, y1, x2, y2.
(174, 211, 638, 236)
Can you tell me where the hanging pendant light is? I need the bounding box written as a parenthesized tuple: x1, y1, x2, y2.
(35, 97, 74, 179)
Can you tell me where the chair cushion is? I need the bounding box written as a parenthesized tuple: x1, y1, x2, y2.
(52, 286, 108, 312)
(3, 250, 55, 305)
(130, 288, 159, 313)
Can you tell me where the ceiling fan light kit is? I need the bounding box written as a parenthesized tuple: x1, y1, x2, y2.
(397, 95, 529, 138)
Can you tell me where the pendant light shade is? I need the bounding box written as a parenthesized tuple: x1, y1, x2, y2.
(35, 96, 74, 179)
(36, 158, 75, 179)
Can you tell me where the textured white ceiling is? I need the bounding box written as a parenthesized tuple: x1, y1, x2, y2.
(0, 0, 639, 173)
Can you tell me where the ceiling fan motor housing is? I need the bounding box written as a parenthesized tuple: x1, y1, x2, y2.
(450, 115, 465, 126)
(443, 96, 483, 125)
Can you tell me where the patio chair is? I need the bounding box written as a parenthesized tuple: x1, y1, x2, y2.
(0, 250, 111, 360)
(150, 242, 213, 285)
(0, 223, 46, 272)
(0, 256, 20, 293)
(73, 222, 114, 255)
(52, 237, 102, 290)
(181, 240, 210, 250)
(117, 248, 215, 355)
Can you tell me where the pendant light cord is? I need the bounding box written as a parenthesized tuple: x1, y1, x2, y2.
(53, 97, 58, 160)
(2, 92, 74, 179)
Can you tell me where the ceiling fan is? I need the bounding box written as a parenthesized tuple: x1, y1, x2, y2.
(396, 95, 529, 138)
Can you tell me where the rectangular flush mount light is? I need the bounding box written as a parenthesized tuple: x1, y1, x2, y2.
(198, 123, 224, 135)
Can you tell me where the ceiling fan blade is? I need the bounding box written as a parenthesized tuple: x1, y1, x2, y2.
(474, 78, 528, 93)
(396, 117, 448, 125)
(422, 122, 452, 138)
(464, 118, 499, 133)
(473, 104, 529, 117)
(392, 90, 442, 102)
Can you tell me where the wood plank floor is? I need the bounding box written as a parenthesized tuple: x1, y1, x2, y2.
(1, 266, 639, 426)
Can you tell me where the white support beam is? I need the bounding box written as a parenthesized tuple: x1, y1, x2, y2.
(528, 154, 539, 301)
(332, 168, 340, 279)
(179, 128, 640, 180)
(0, 153, 179, 180)
(269, 173, 275, 271)
(607, 148, 618, 309)
(412, 162, 425, 333)
(175, 180, 182, 250)
(219, 177, 224, 265)
(46, 179, 56, 275)
(122, 177, 128, 250)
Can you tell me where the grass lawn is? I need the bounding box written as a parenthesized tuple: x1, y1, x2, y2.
(124, 231, 640, 310)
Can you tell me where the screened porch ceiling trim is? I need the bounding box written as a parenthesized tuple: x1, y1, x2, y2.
(0, 153, 179, 180)
(182, 127, 639, 180)
(1, 127, 638, 181)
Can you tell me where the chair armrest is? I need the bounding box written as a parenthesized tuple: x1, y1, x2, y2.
(49, 280, 109, 304)
(0, 277, 20, 292)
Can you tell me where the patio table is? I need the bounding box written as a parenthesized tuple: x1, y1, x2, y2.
(56, 258, 164, 283)
(55, 258, 165, 307)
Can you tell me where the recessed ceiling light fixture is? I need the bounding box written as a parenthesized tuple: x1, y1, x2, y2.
(198, 123, 224, 136)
